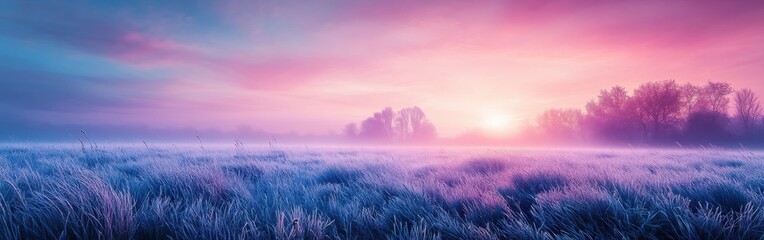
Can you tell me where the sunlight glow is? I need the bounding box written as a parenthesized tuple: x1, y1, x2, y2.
(480, 114, 514, 134)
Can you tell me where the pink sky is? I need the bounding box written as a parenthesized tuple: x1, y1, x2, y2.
(3, 0, 764, 137)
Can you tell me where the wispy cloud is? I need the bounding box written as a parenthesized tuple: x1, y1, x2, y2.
(1, 0, 763, 138)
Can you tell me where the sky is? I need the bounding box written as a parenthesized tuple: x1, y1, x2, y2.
(1, 0, 764, 141)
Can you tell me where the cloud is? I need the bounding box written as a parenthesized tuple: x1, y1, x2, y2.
(0, 66, 177, 135)
(1, 0, 764, 139)
(0, 1, 198, 62)
(0, 68, 140, 111)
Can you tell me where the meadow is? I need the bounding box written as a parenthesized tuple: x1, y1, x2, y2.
(1, 144, 763, 239)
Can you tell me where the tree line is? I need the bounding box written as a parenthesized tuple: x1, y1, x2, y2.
(343, 106, 437, 143)
(536, 80, 763, 146)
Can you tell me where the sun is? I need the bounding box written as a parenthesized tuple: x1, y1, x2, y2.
(480, 114, 513, 134)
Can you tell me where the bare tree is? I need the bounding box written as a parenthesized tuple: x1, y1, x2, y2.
(408, 107, 427, 135)
(538, 108, 583, 139)
(395, 106, 436, 141)
(630, 80, 682, 141)
(679, 83, 708, 119)
(704, 81, 734, 114)
(394, 109, 411, 140)
(377, 107, 395, 139)
(735, 88, 762, 136)
(358, 106, 436, 142)
(586, 86, 630, 118)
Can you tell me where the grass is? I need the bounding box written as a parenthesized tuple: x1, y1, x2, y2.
(1, 145, 764, 239)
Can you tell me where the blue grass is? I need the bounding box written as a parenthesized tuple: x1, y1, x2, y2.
(0, 146, 763, 239)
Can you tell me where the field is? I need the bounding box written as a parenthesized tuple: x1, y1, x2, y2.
(1, 144, 764, 239)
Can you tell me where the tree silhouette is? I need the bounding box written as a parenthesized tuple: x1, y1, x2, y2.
(394, 109, 411, 140)
(394, 107, 435, 141)
(535, 80, 764, 146)
(704, 81, 734, 114)
(679, 83, 708, 120)
(584, 86, 637, 141)
(354, 106, 436, 142)
(538, 108, 582, 140)
(684, 111, 730, 143)
(629, 80, 682, 141)
(735, 88, 762, 137)
(377, 107, 395, 139)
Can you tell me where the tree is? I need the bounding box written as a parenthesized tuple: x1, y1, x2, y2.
(395, 106, 436, 142)
(394, 109, 411, 140)
(537, 108, 583, 139)
(377, 107, 395, 139)
(630, 80, 682, 141)
(734, 88, 762, 137)
(359, 117, 386, 140)
(356, 106, 436, 142)
(703, 81, 734, 114)
(343, 123, 357, 138)
(584, 86, 637, 141)
(359, 107, 395, 141)
(684, 111, 730, 143)
(586, 86, 629, 118)
(679, 83, 708, 119)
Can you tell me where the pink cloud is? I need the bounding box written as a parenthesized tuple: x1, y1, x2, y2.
(20, 0, 762, 136)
